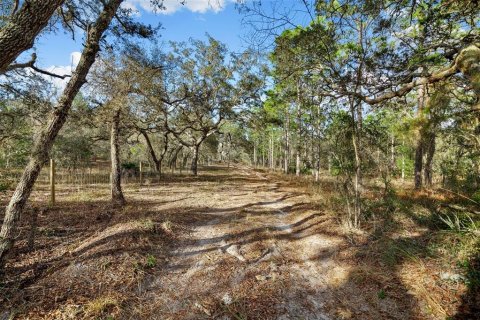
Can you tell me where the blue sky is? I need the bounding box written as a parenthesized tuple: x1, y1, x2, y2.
(28, 0, 315, 88)
(34, 0, 247, 69)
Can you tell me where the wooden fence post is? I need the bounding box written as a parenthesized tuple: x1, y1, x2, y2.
(50, 158, 55, 205)
(139, 161, 143, 186)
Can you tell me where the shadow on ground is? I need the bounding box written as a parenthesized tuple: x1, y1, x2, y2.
(0, 165, 477, 319)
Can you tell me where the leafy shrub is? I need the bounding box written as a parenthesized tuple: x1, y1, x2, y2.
(377, 289, 386, 299)
(145, 254, 157, 268)
(438, 212, 478, 233)
(0, 180, 11, 192)
(458, 258, 480, 290)
(121, 162, 139, 170)
(471, 190, 480, 204)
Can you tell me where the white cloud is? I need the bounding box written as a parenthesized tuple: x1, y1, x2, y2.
(70, 51, 82, 67)
(44, 51, 82, 93)
(120, 1, 141, 16)
(124, 0, 226, 15)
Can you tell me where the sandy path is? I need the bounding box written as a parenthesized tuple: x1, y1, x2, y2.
(2, 165, 414, 319)
(140, 167, 344, 319)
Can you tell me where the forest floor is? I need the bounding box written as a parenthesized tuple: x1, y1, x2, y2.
(0, 165, 478, 319)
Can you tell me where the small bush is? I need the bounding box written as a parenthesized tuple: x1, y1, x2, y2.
(377, 289, 386, 299)
(139, 219, 155, 232)
(471, 190, 480, 204)
(458, 258, 480, 290)
(121, 162, 138, 170)
(145, 254, 157, 268)
(381, 239, 423, 267)
(0, 180, 11, 192)
(438, 212, 478, 233)
(84, 296, 119, 317)
(161, 220, 173, 233)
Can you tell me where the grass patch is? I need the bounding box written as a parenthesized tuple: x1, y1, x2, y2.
(380, 238, 426, 267)
(139, 218, 155, 232)
(84, 296, 119, 318)
(145, 254, 157, 268)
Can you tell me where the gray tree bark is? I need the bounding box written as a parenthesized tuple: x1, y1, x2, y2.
(191, 144, 200, 175)
(414, 83, 428, 189)
(0, 0, 65, 74)
(140, 130, 169, 174)
(284, 110, 290, 174)
(253, 141, 257, 168)
(141, 130, 161, 172)
(295, 81, 302, 176)
(110, 107, 125, 205)
(423, 132, 436, 188)
(169, 145, 183, 170)
(351, 101, 362, 229)
(414, 141, 423, 189)
(0, 0, 123, 268)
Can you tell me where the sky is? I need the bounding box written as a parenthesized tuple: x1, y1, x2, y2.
(33, 0, 248, 73)
(26, 0, 315, 90)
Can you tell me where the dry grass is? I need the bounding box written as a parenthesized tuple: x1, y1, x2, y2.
(0, 165, 477, 319)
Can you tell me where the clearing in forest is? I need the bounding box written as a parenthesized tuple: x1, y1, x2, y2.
(0, 166, 476, 319)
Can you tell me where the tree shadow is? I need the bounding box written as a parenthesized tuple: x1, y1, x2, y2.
(2, 166, 477, 319)
(453, 242, 480, 319)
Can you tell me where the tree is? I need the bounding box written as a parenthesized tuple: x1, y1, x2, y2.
(0, 0, 65, 74)
(0, 0, 165, 267)
(242, 0, 479, 227)
(133, 37, 265, 175)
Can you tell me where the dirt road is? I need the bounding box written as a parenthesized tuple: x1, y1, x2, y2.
(1, 166, 414, 319)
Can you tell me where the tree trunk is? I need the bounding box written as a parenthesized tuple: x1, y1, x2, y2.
(315, 104, 322, 182)
(253, 141, 257, 167)
(110, 107, 125, 205)
(350, 97, 362, 229)
(414, 140, 423, 189)
(169, 145, 182, 170)
(284, 110, 290, 174)
(295, 81, 302, 176)
(269, 134, 273, 169)
(424, 132, 436, 188)
(390, 135, 395, 172)
(141, 130, 161, 172)
(414, 83, 427, 189)
(352, 128, 362, 229)
(315, 135, 321, 182)
(262, 146, 265, 167)
(328, 154, 332, 174)
(0, 0, 65, 74)
(0, 0, 122, 268)
(158, 133, 169, 175)
(296, 152, 301, 176)
(271, 136, 275, 170)
(401, 139, 405, 182)
(191, 144, 200, 175)
(314, 150, 320, 182)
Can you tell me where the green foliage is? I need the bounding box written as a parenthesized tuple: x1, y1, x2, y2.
(438, 212, 479, 234)
(145, 254, 157, 268)
(0, 180, 11, 192)
(381, 239, 425, 267)
(53, 134, 93, 168)
(377, 289, 386, 300)
(325, 111, 355, 176)
(121, 162, 139, 171)
(471, 191, 480, 204)
(458, 258, 480, 290)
